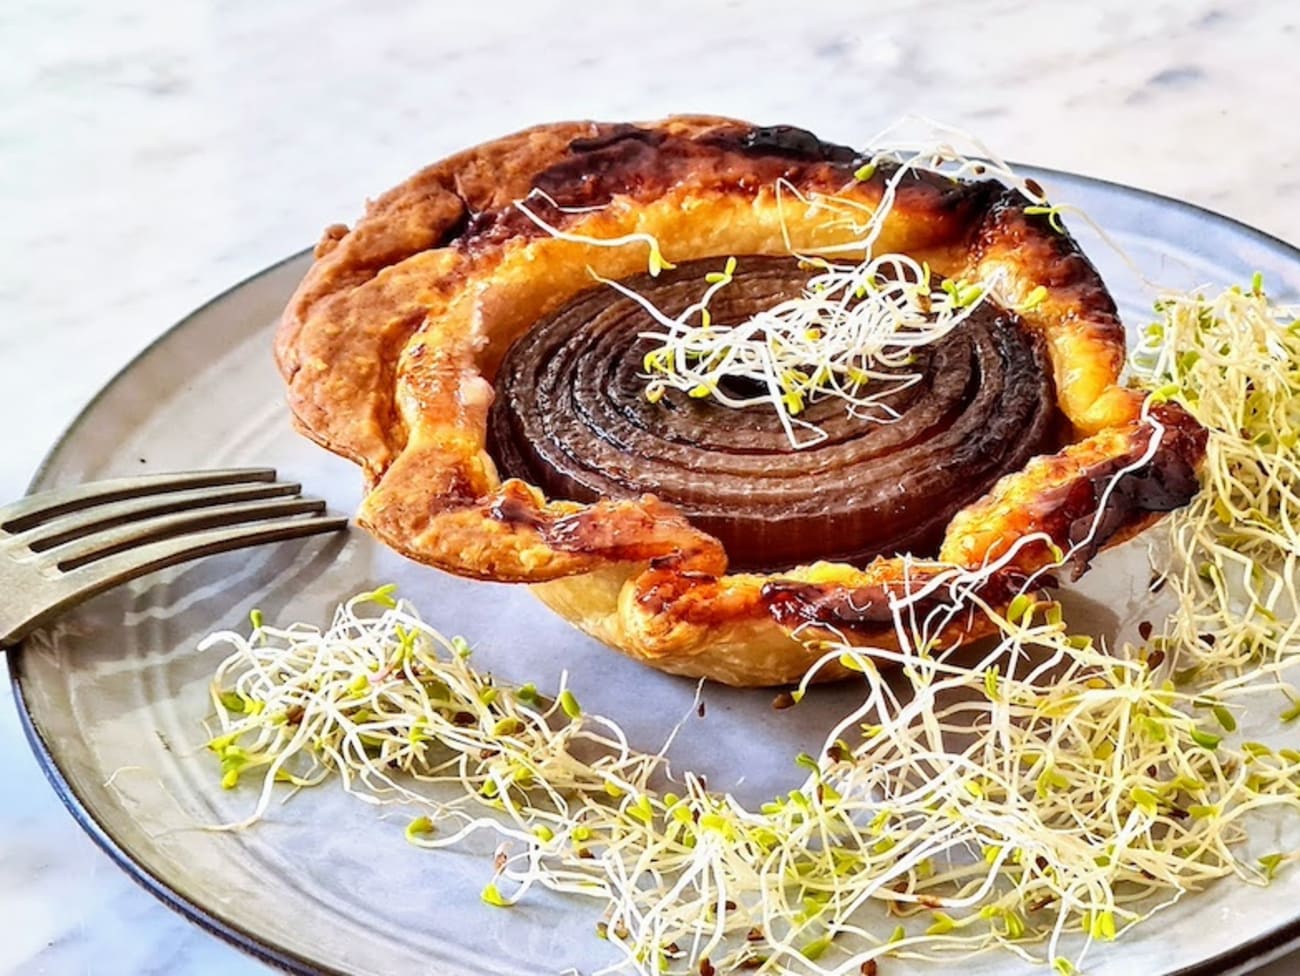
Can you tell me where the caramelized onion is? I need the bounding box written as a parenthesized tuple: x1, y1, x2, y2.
(488, 257, 1060, 572)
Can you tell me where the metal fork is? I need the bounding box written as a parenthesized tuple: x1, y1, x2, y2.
(0, 468, 348, 649)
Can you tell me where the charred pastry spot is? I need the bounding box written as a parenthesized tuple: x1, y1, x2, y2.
(1050, 406, 1206, 576)
(762, 580, 907, 631)
(548, 498, 725, 571)
(761, 571, 1026, 640)
(901, 172, 1001, 218)
(567, 125, 667, 154)
(727, 124, 858, 163)
(969, 190, 1032, 255)
(970, 189, 1122, 328)
(487, 482, 545, 529)
(532, 128, 676, 210)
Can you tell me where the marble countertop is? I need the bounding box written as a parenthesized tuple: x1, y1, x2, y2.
(4, 1, 1300, 972)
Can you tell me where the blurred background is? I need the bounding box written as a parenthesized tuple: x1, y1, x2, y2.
(3, 0, 1299, 972)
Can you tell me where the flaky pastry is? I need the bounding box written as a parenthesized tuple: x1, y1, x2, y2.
(276, 116, 1206, 686)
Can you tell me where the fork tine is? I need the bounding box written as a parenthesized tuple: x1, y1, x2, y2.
(6, 480, 303, 553)
(0, 468, 278, 533)
(5, 513, 349, 648)
(47, 497, 332, 570)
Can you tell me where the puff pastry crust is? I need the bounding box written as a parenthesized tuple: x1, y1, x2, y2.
(276, 115, 1206, 686)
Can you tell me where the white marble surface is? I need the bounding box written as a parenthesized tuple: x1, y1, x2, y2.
(4, 1, 1300, 973)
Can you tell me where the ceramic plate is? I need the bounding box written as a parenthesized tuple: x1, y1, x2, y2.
(11, 169, 1300, 976)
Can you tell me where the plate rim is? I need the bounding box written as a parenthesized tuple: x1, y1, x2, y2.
(9, 167, 1300, 976)
(8, 248, 346, 976)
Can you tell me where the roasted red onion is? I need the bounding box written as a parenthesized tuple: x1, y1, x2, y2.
(489, 257, 1060, 571)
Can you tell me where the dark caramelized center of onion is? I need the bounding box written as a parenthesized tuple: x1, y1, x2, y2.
(487, 256, 1060, 572)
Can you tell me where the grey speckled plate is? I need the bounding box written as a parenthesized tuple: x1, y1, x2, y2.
(11, 169, 1300, 976)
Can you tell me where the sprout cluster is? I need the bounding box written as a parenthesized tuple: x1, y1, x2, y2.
(1132, 278, 1300, 681)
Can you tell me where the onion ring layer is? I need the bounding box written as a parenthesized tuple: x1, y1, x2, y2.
(489, 257, 1059, 570)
